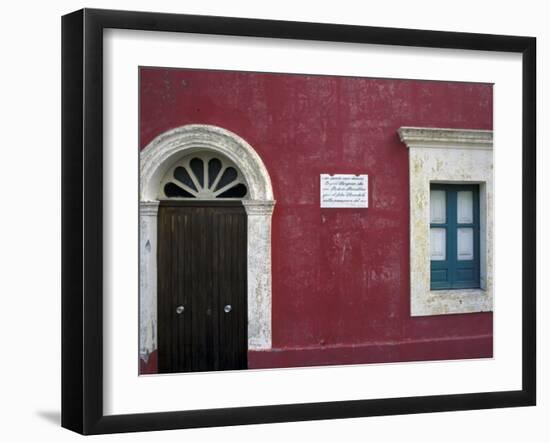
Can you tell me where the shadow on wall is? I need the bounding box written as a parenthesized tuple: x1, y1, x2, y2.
(35, 410, 60, 426)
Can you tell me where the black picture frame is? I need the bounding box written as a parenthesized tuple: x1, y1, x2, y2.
(61, 8, 536, 435)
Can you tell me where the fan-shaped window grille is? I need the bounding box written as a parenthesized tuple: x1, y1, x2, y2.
(160, 153, 249, 199)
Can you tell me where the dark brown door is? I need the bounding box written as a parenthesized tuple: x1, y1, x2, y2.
(157, 201, 247, 373)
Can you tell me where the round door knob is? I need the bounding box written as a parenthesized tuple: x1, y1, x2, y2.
(224, 305, 232, 313)
(176, 305, 184, 314)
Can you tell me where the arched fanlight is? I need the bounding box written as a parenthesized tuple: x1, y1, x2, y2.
(160, 152, 248, 199)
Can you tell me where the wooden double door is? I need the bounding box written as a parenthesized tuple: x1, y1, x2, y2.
(157, 201, 248, 373)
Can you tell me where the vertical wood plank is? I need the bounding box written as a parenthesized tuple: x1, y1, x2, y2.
(157, 202, 247, 373)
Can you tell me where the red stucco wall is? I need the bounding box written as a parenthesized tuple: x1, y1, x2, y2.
(140, 67, 493, 372)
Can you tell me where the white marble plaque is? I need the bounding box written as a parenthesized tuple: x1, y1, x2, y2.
(320, 174, 368, 208)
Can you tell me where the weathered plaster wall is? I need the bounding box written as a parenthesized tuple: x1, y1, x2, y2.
(139, 67, 493, 372)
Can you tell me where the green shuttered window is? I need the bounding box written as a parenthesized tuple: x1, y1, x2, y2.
(430, 184, 480, 290)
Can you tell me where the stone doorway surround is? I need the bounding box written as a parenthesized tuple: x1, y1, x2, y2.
(139, 124, 275, 362)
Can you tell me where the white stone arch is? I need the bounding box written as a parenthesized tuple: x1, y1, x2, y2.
(139, 124, 275, 363)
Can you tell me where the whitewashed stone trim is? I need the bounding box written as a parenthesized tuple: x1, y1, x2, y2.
(398, 127, 494, 316)
(139, 201, 159, 360)
(243, 200, 276, 215)
(141, 124, 273, 202)
(139, 125, 275, 357)
(243, 200, 276, 348)
(398, 127, 493, 150)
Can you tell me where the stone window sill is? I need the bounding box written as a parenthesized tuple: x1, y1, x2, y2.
(414, 288, 493, 316)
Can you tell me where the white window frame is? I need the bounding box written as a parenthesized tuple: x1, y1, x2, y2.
(398, 127, 494, 316)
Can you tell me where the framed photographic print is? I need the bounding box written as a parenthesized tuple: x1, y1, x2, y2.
(61, 8, 536, 435)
